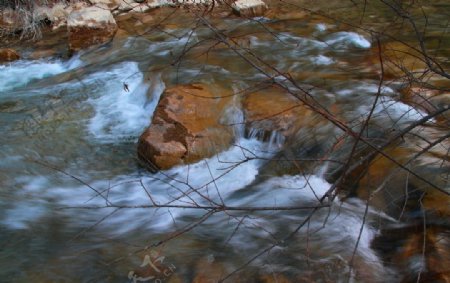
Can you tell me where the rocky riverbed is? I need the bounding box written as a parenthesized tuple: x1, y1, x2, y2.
(0, 0, 449, 282)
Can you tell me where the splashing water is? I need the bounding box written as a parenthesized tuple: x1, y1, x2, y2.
(0, 56, 82, 93)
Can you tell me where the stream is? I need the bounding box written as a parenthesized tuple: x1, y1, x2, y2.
(0, 2, 449, 282)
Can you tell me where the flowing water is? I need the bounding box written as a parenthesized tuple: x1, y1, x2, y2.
(0, 2, 449, 282)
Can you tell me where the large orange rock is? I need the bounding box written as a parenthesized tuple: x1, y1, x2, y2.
(0, 48, 20, 63)
(138, 84, 234, 171)
(67, 6, 118, 53)
(243, 88, 339, 176)
(243, 88, 314, 141)
(347, 123, 450, 218)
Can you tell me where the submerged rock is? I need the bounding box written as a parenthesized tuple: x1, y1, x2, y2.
(138, 84, 234, 171)
(0, 48, 20, 63)
(67, 6, 118, 53)
(232, 0, 268, 17)
(400, 86, 450, 123)
(243, 88, 339, 176)
(373, 224, 450, 283)
(243, 88, 313, 141)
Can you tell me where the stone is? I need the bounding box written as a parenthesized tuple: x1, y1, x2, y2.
(354, 142, 450, 217)
(29, 49, 58, 60)
(192, 257, 245, 283)
(400, 86, 450, 123)
(258, 274, 293, 283)
(67, 1, 90, 11)
(243, 88, 313, 140)
(67, 6, 118, 53)
(265, 9, 307, 20)
(174, 0, 211, 4)
(50, 3, 69, 22)
(131, 3, 153, 12)
(0, 8, 25, 33)
(33, 6, 53, 22)
(129, 0, 180, 12)
(0, 48, 20, 63)
(231, 0, 268, 17)
(89, 0, 120, 10)
(244, 87, 338, 176)
(118, 0, 141, 11)
(364, 41, 426, 80)
(34, 3, 70, 30)
(373, 225, 450, 283)
(138, 84, 234, 171)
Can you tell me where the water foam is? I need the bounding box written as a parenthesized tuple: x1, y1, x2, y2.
(336, 82, 394, 96)
(325, 32, 371, 49)
(232, 174, 331, 208)
(2, 149, 390, 281)
(1, 176, 49, 229)
(357, 97, 427, 122)
(1, 138, 274, 233)
(113, 138, 272, 233)
(224, 174, 391, 278)
(249, 33, 328, 52)
(315, 23, 328, 32)
(165, 138, 269, 202)
(311, 55, 334, 65)
(0, 56, 82, 93)
(87, 62, 164, 142)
